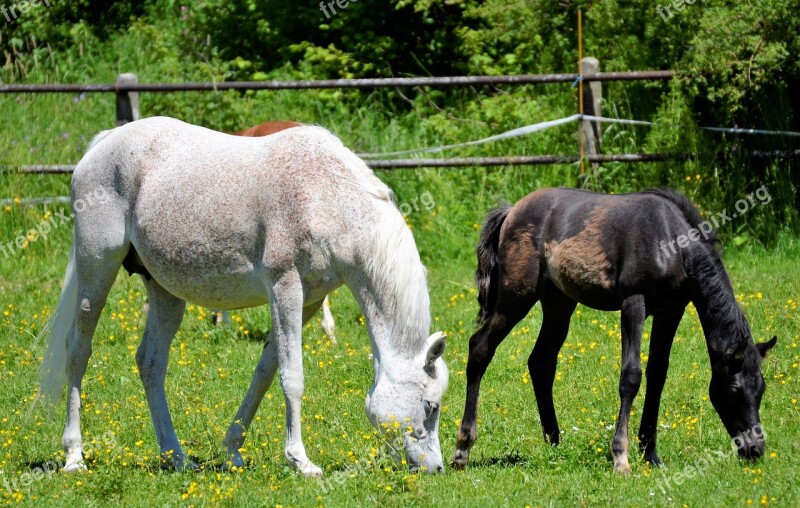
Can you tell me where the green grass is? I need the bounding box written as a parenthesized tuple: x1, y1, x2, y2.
(1, 47, 798, 507)
(0, 180, 798, 506)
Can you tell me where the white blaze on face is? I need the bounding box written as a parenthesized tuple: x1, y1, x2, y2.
(365, 332, 448, 473)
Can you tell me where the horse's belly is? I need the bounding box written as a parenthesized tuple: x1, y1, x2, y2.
(131, 215, 270, 309)
(544, 239, 619, 310)
(144, 258, 269, 309)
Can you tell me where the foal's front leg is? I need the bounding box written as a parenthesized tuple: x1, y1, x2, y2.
(611, 295, 645, 474)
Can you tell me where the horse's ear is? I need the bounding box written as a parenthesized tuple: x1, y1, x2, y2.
(756, 336, 778, 359)
(425, 332, 447, 368)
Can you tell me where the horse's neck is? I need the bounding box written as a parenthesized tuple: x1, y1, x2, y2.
(686, 246, 748, 358)
(358, 267, 430, 362)
(352, 222, 431, 363)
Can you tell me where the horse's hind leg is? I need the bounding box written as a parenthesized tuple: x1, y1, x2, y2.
(611, 294, 646, 474)
(637, 310, 682, 466)
(136, 278, 188, 470)
(528, 282, 577, 445)
(223, 300, 323, 470)
(63, 214, 128, 471)
(452, 268, 539, 469)
(320, 296, 336, 344)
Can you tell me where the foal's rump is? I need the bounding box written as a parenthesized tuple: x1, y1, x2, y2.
(499, 188, 701, 311)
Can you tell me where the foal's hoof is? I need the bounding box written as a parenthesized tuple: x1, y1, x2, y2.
(613, 462, 632, 475)
(450, 450, 469, 470)
(644, 452, 662, 467)
(222, 453, 246, 471)
(161, 455, 200, 472)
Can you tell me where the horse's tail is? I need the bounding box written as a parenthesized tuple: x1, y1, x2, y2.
(643, 188, 718, 246)
(32, 242, 78, 410)
(476, 205, 511, 326)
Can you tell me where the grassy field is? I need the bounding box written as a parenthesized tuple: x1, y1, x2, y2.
(1, 160, 799, 507)
(0, 69, 798, 507)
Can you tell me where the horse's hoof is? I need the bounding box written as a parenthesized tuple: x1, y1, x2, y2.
(644, 453, 662, 467)
(222, 451, 246, 471)
(62, 459, 87, 474)
(450, 451, 469, 471)
(613, 463, 632, 474)
(300, 463, 323, 478)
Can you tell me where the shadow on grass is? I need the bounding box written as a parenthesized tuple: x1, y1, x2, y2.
(468, 450, 528, 468)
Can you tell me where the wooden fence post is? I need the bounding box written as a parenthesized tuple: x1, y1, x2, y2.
(580, 57, 602, 164)
(115, 73, 140, 126)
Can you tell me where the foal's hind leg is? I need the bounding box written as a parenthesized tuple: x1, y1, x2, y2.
(452, 279, 538, 469)
(223, 300, 323, 470)
(637, 310, 682, 466)
(63, 253, 125, 472)
(528, 283, 577, 445)
(136, 278, 188, 470)
(611, 294, 646, 474)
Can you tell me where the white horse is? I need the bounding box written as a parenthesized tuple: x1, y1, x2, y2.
(35, 117, 449, 476)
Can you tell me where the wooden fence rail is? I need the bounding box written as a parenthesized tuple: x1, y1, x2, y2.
(0, 65, 693, 175)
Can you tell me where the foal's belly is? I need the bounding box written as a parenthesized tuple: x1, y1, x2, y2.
(544, 238, 620, 311)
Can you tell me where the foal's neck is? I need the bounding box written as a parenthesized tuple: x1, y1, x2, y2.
(686, 245, 750, 359)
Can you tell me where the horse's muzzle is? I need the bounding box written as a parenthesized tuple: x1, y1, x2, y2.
(737, 437, 765, 459)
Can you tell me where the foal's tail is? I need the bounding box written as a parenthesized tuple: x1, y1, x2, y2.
(31, 242, 78, 410)
(476, 205, 511, 326)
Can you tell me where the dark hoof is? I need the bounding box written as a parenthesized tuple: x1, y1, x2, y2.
(451, 450, 469, 471)
(644, 453, 662, 467)
(544, 432, 561, 446)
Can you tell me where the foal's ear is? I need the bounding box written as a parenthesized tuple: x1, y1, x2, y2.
(756, 336, 778, 359)
(425, 332, 447, 368)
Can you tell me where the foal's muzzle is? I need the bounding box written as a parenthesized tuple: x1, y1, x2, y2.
(736, 436, 765, 459)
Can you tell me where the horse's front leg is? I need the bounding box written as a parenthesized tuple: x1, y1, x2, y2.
(137, 279, 190, 470)
(452, 306, 533, 469)
(611, 294, 645, 474)
(270, 273, 323, 477)
(637, 310, 682, 466)
(223, 301, 323, 470)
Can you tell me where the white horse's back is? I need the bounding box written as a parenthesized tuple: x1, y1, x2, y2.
(76, 117, 393, 309)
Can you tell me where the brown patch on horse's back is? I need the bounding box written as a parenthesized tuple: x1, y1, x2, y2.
(233, 121, 302, 137)
(499, 228, 539, 297)
(545, 206, 614, 293)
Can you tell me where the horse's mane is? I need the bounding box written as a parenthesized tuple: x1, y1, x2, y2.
(308, 126, 429, 355)
(642, 188, 718, 247)
(646, 188, 750, 355)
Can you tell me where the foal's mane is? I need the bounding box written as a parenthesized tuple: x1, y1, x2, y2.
(642, 188, 719, 247)
(642, 189, 750, 355)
